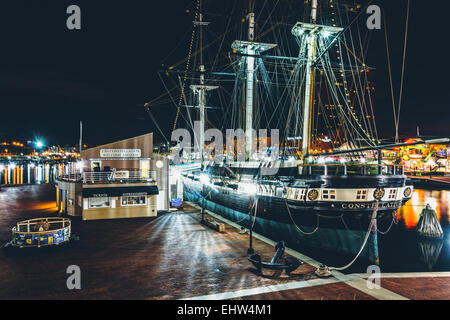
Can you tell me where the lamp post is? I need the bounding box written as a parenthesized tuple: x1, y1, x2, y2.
(200, 174, 209, 224)
(201, 183, 205, 224)
(247, 195, 255, 255)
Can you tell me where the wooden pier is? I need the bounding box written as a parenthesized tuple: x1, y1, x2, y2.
(0, 184, 449, 300)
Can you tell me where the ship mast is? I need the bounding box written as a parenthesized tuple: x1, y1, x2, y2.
(292, 0, 342, 161)
(190, 7, 218, 162)
(302, 0, 318, 160)
(232, 1, 276, 160)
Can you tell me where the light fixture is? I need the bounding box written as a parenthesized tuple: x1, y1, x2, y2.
(243, 184, 258, 195)
(200, 173, 210, 185)
(76, 161, 84, 171)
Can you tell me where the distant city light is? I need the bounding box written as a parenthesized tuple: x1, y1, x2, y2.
(76, 161, 84, 171)
(36, 141, 44, 148)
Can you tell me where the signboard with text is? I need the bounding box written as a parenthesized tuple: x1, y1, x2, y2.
(100, 149, 141, 158)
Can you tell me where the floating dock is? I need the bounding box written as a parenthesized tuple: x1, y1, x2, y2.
(0, 184, 449, 300)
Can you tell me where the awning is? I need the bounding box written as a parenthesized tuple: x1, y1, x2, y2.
(82, 185, 159, 198)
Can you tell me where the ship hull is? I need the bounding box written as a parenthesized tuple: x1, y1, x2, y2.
(183, 178, 409, 264)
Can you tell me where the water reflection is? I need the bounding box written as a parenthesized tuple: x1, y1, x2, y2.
(417, 239, 444, 271)
(399, 190, 450, 229)
(0, 162, 76, 185)
(379, 189, 450, 273)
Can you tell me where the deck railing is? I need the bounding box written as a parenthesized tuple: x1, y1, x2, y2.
(298, 164, 405, 176)
(57, 170, 156, 183)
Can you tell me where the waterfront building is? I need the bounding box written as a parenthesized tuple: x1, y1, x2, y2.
(56, 133, 170, 220)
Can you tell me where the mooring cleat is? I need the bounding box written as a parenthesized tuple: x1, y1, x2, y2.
(238, 227, 249, 235)
(315, 264, 332, 278)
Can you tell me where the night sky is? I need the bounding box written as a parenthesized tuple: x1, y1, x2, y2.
(0, 0, 448, 147)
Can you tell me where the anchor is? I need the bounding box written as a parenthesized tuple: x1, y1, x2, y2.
(248, 241, 303, 276)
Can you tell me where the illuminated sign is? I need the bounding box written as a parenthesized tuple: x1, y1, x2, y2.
(100, 149, 141, 158)
(113, 171, 129, 179)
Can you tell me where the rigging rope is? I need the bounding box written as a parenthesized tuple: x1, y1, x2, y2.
(384, 12, 398, 136)
(172, 0, 200, 132)
(395, 0, 411, 142)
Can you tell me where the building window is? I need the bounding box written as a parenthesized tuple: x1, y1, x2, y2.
(89, 197, 110, 208)
(121, 196, 147, 206)
(356, 190, 368, 200)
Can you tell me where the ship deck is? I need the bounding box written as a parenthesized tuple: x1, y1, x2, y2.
(0, 184, 449, 300)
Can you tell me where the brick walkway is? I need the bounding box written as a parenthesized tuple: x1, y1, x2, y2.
(1, 185, 449, 300)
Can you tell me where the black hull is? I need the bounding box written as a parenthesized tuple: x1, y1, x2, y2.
(182, 179, 406, 264)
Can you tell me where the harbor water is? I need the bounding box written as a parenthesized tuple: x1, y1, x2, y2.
(379, 189, 450, 273)
(0, 163, 76, 185)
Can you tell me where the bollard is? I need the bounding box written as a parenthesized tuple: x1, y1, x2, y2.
(416, 205, 444, 239)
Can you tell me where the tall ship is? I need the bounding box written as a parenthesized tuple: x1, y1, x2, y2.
(152, 0, 415, 264)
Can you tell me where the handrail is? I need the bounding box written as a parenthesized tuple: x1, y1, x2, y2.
(57, 170, 156, 183)
(11, 217, 72, 248)
(298, 164, 405, 176)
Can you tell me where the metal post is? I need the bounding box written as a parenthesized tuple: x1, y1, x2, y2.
(201, 183, 205, 223)
(79, 121, 83, 155)
(247, 195, 255, 255)
(377, 149, 382, 175)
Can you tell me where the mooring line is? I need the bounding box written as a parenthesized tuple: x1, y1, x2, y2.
(185, 201, 411, 301)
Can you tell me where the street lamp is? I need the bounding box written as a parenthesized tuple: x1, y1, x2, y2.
(200, 174, 209, 224)
(246, 185, 258, 255)
(201, 183, 205, 223)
